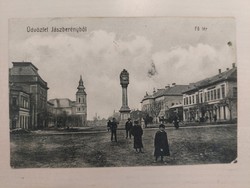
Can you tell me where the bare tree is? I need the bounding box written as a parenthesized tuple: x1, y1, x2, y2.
(148, 100, 162, 123)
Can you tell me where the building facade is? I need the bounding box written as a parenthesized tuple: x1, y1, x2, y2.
(182, 63, 237, 122)
(141, 84, 189, 123)
(49, 76, 87, 127)
(9, 85, 31, 129)
(9, 62, 49, 129)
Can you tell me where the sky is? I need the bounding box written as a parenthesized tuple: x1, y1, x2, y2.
(9, 17, 236, 120)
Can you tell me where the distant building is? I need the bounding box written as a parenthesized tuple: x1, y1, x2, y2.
(49, 76, 87, 127)
(9, 62, 49, 129)
(182, 63, 237, 122)
(141, 84, 189, 123)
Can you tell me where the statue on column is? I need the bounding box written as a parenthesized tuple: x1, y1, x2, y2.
(119, 69, 131, 122)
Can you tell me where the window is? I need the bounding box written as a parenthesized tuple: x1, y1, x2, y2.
(207, 92, 210, 101)
(221, 85, 225, 98)
(200, 93, 203, 103)
(196, 94, 199, 103)
(205, 92, 207, 102)
(78, 108, 80, 111)
(211, 90, 214, 100)
(217, 88, 220, 99)
(192, 96, 194, 104)
(189, 96, 191, 104)
(12, 98, 17, 106)
(79, 98, 81, 103)
(233, 87, 237, 97)
(30, 85, 36, 93)
(214, 90, 217, 100)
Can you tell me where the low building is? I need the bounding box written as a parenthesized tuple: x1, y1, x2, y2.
(141, 84, 189, 123)
(48, 76, 87, 127)
(182, 63, 237, 122)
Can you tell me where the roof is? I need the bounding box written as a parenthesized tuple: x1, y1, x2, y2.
(48, 98, 74, 108)
(141, 84, 189, 102)
(12, 62, 38, 72)
(183, 67, 237, 93)
(154, 85, 189, 97)
(9, 62, 48, 89)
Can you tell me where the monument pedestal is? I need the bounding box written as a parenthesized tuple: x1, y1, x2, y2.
(119, 106, 131, 128)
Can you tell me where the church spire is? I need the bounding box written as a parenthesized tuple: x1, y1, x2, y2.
(77, 75, 86, 94)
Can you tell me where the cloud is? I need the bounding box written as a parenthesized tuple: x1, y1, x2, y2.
(9, 31, 235, 120)
(151, 43, 235, 86)
(9, 30, 154, 119)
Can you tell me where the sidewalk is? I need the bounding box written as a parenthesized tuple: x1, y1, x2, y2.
(144, 122, 236, 130)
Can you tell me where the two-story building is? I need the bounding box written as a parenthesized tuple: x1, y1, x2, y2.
(9, 62, 49, 129)
(141, 84, 189, 122)
(182, 63, 237, 122)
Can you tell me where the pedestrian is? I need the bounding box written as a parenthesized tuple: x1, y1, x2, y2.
(154, 124, 170, 163)
(173, 114, 179, 129)
(131, 120, 143, 153)
(110, 118, 118, 142)
(107, 120, 111, 132)
(125, 118, 133, 139)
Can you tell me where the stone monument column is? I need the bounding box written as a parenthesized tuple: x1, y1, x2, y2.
(119, 69, 131, 122)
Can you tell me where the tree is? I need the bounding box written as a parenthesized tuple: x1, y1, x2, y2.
(148, 100, 162, 123)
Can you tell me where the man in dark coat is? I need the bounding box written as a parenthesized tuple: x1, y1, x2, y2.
(154, 124, 170, 162)
(107, 120, 111, 132)
(110, 118, 118, 142)
(125, 118, 133, 139)
(131, 120, 143, 153)
(173, 114, 179, 129)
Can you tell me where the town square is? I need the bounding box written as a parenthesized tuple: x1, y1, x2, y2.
(8, 17, 237, 168)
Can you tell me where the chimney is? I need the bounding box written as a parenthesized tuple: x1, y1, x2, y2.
(165, 85, 170, 89)
(172, 83, 176, 86)
(232, 63, 236, 68)
(218, 69, 221, 74)
(226, 68, 229, 71)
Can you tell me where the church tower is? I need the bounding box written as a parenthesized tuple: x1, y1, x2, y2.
(75, 75, 87, 126)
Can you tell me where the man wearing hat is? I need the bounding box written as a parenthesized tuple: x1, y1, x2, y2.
(110, 118, 118, 142)
(131, 120, 144, 153)
(125, 118, 133, 139)
(154, 124, 170, 162)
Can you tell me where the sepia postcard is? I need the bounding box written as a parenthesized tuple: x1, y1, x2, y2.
(1, 1, 250, 187)
(8, 17, 237, 168)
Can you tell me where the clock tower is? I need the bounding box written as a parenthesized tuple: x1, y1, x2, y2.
(119, 69, 131, 122)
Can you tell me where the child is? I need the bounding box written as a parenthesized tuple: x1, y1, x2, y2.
(154, 124, 170, 162)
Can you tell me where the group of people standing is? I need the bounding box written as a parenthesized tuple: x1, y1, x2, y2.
(107, 118, 170, 162)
